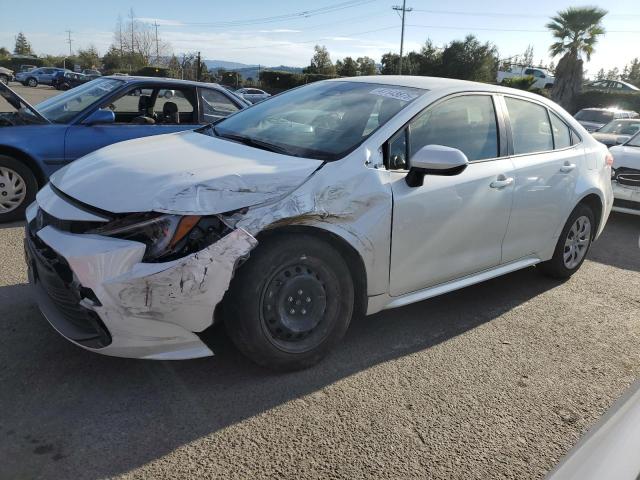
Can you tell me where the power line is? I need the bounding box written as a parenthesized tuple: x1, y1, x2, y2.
(406, 24, 640, 34)
(142, 0, 380, 28)
(411, 8, 640, 18)
(392, 1, 412, 74)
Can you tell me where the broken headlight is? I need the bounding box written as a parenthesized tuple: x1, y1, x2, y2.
(89, 213, 230, 262)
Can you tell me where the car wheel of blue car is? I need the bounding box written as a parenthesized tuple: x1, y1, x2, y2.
(27, 78, 37, 87)
(0, 155, 37, 223)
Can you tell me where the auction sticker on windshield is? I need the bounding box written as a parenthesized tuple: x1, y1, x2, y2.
(369, 87, 420, 102)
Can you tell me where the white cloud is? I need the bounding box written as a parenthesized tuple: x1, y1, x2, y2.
(258, 29, 302, 34)
(137, 18, 185, 27)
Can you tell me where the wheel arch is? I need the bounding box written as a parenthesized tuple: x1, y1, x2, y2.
(256, 224, 369, 318)
(0, 146, 47, 188)
(577, 192, 604, 239)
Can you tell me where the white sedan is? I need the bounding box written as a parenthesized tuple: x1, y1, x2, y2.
(234, 87, 271, 104)
(24, 77, 613, 370)
(610, 131, 640, 215)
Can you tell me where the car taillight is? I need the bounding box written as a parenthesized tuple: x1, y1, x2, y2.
(605, 153, 614, 167)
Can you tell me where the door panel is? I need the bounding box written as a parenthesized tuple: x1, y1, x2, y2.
(501, 149, 580, 262)
(389, 158, 515, 296)
(499, 96, 580, 262)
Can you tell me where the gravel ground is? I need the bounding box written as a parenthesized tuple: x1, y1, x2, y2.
(0, 212, 639, 480)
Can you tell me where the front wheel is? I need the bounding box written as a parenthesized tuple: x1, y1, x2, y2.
(224, 234, 355, 371)
(538, 204, 595, 278)
(27, 78, 38, 87)
(0, 155, 38, 223)
(0, 75, 9, 85)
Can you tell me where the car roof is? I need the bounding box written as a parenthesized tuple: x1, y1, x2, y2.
(102, 75, 229, 90)
(579, 107, 636, 113)
(325, 75, 555, 102)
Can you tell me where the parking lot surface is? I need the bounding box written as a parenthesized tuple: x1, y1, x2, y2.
(1, 84, 640, 479)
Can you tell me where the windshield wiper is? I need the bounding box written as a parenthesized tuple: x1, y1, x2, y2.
(213, 127, 294, 156)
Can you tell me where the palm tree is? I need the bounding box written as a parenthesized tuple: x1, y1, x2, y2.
(546, 7, 607, 108)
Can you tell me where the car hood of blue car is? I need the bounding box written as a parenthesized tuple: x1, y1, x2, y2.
(50, 130, 324, 215)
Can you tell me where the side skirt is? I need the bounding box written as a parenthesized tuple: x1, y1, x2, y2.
(366, 257, 541, 315)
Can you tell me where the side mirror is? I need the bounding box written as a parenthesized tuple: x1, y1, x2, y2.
(83, 108, 115, 126)
(406, 145, 469, 187)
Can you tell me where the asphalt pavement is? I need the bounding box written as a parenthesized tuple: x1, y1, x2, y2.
(0, 83, 639, 479)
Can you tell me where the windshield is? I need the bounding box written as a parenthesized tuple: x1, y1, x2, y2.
(575, 110, 615, 123)
(213, 81, 424, 160)
(35, 78, 123, 123)
(598, 119, 640, 135)
(627, 131, 640, 147)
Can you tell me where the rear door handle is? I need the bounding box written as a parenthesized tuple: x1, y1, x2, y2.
(490, 175, 514, 189)
(560, 162, 576, 172)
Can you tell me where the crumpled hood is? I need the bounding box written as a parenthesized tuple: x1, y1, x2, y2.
(51, 130, 323, 215)
(610, 145, 640, 170)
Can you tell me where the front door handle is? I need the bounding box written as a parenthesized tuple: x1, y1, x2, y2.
(560, 161, 576, 172)
(490, 175, 514, 189)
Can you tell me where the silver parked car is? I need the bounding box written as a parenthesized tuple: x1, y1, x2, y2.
(574, 108, 639, 133)
(235, 87, 271, 104)
(0, 66, 13, 85)
(25, 77, 613, 370)
(592, 118, 640, 147)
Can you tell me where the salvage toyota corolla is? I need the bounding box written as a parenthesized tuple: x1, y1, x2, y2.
(25, 76, 613, 370)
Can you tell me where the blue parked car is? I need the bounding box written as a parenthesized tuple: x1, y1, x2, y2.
(0, 76, 250, 222)
(15, 67, 67, 87)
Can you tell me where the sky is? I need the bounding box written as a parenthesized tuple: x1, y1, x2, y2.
(1, 0, 638, 76)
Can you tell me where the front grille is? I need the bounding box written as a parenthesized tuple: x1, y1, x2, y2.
(26, 222, 111, 349)
(613, 198, 640, 211)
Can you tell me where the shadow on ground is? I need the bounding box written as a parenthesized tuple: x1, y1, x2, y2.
(589, 212, 640, 272)
(0, 267, 562, 479)
(0, 211, 638, 479)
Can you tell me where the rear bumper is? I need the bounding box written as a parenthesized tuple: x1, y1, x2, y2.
(25, 203, 257, 360)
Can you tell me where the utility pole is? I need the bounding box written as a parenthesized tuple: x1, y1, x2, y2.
(65, 30, 73, 57)
(196, 51, 201, 82)
(153, 21, 159, 65)
(392, 0, 412, 75)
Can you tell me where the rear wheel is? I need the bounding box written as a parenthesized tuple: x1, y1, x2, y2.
(27, 77, 38, 87)
(224, 234, 355, 371)
(0, 75, 9, 85)
(538, 204, 595, 278)
(0, 155, 37, 223)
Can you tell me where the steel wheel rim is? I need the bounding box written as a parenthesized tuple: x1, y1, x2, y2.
(0, 167, 27, 214)
(260, 261, 332, 353)
(563, 215, 591, 269)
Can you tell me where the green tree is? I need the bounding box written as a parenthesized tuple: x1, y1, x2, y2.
(547, 6, 607, 108)
(357, 56, 376, 75)
(621, 58, 640, 87)
(336, 56, 358, 76)
(380, 52, 399, 75)
(439, 35, 498, 82)
(77, 46, 101, 69)
(595, 68, 606, 80)
(605, 67, 620, 80)
(14, 32, 33, 55)
(304, 45, 335, 75)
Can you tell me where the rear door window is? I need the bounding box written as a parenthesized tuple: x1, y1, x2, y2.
(200, 89, 240, 122)
(504, 97, 553, 154)
(549, 112, 571, 149)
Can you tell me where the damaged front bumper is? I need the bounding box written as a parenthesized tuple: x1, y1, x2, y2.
(612, 180, 640, 216)
(25, 203, 257, 360)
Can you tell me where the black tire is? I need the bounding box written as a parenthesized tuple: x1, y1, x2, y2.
(0, 155, 38, 223)
(26, 77, 38, 87)
(0, 75, 9, 86)
(538, 203, 595, 279)
(224, 234, 355, 371)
